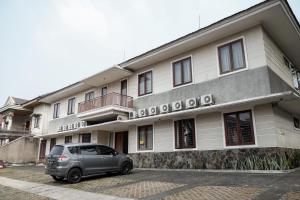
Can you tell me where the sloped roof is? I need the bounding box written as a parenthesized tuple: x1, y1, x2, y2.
(12, 97, 28, 105)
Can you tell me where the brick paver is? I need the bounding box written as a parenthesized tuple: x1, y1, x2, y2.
(163, 186, 265, 200)
(282, 192, 300, 200)
(103, 181, 185, 199)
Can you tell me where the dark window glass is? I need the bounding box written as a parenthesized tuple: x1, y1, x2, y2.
(34, 116, 40, 128)
(67, 98, 76, 115)
(65, 136, 72, 144)
(49, 145, 63, 155)
(218, 39, 246, 74)
(80, 145, 97, 155)
(53, 103, 60, 119)
(172, 57, 192, 87)
(101, 87, 107, 96)
(224, 110, 255, 146)
(80, 133, 91, 143)
(121, 80, 127, 96)
(99, 146, 115, 155)
(294, 117, 300, 129)
(138, 71, 152, 96)
(68, 146, 79, 154)
(85, 91, 94, 101)
(174, 119, 195, 149)
(50, 138, 56, 150)
(137, 125, 153, 150)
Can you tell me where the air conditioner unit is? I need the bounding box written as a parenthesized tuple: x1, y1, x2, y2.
(172, 101, 183, 111)
(200, 94, 214, 106)
(138, 108, 147, 118)
(160, 103, 170, 114)
(129, 111, 137, 119)
(148, 106, 158, 116)
(186, 98, 197, 109)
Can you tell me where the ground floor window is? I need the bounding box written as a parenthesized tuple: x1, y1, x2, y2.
(224, 110, 255, 146)
(65, 136, 72, 144)
(294, 117, 300, 129)
(137, 125, 153, 151)
(174, 118, 196, 149)
(80, 133, 91, 143)
(50, 138, 56, 150)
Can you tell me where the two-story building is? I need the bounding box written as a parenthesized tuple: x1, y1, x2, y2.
(26, 0, 300, 170)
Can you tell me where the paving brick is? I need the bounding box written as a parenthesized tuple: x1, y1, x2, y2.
(282, 192, 300, 200)
(163, 186, 265, 200)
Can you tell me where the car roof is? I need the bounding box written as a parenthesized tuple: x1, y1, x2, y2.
(56, 143, 110, 148)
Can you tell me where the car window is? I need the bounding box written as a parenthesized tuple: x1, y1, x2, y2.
(49, 145, 64, 155)
(80, 145, 98, 155)
(68, 146, 79, 154)
(99, 146, 115, 155)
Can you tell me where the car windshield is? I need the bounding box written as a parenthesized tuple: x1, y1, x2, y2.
(49, 145, 64, 155)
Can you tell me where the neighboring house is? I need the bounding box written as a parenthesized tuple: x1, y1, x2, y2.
(4, 0, 300, 169)
(0, 96, 32, 146)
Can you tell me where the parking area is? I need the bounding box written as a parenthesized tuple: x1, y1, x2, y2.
(0, 166, 300, 200)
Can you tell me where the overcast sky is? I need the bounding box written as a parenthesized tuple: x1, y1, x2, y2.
(0, 0, 299, 105)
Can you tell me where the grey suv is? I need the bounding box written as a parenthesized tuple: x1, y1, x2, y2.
(45, 143, 133, 183)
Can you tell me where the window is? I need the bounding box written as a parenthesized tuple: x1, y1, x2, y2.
(53, 103, 60, 119)
(174, 119, 196, 149)
(172, 57, 192, 87)
(99, 146, 115, 155)
(68, 146, 79, 154)
(80, 133, 91, 143)
(294, 117, 300, 129)
(218, 39, 246, 74)
(138, 71, 152, 96)
(121, 80, 127, 96)
(67, 98, 76, 115)
(49, 145, 63, 155)
(85, 91, 94, 101)
(293, 71, 300, 91)
(101, 87, 107, 96)
(65, 136, 72, 144)
(137, 125, 153, 151)
(80, 145, 97, 155)
(224, 110, 255, 146)
(33, 115, 40, 128)
(50, 138, 56, 151)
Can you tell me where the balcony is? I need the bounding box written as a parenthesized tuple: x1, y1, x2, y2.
(77, 93, 133, 121)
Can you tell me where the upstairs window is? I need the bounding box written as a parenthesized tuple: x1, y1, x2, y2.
(33, 115, 40, 128)
(138, 71, 152, 96)
(224, 110, 255, 146)
(137, 125, 153, 151)
(53, 103, 60, 119)
(121, 80, 127, 96)
(85, 91, 94, 101)
(67, 97, 76, 115)
(218, 39, 246, 74)
(173, 57, 192, 87)
(101, 87, 107, 96)
(174, 118, 196, 149)
(294, 117, 300, 129)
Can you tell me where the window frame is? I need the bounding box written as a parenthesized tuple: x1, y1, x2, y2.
(137, 124, 154, 151)
(53, 103, 60, 119)
(223, 110, 256, 147)
(217, 38, 247, 75)
(174, 118, 196, 149)
(121, 79, 128, 96)
(80, 133, 91, 143)
(294, 117, 300, 130)
(172, 56, 193, 87)
(85, 91, 95, 101)
(65, 136, 72, 144)
(33, 115, 40, 128)
(101, 86, 108, 96)
(50, 138, 56, 151)
(138, 70, 153, 96)
(67, 97, 76, 115)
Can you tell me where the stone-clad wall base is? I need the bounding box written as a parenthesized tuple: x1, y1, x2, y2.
(129, 148, 300, 170)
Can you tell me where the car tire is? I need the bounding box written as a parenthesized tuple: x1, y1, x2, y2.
(51, 176, 64, 181)
(120, 162, 131, 175)
(67, 168, 82, 184)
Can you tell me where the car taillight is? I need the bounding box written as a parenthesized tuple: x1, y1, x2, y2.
(58, 155, 69, 162)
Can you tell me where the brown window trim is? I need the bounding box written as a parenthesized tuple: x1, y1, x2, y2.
(224, 110, 255, 146)
(172, 57, 193, 87)
(101, 87, 107, 96)
(218, 39, 246, 75)
(137, 125, 153, 151)
(67, 97, 76, 115)
(53, 103, 60, 119)
(174, 118, 196, 149)
(121, 79, 128, 96)
(65, 136, 72, 144)
(138, 71, 153, 96)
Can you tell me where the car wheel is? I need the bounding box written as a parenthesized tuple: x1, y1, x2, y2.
(67, 168, 82, 184)
(51, 175, 64, 181)
(120, 162, 131, 175)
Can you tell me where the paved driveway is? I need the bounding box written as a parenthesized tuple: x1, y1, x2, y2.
(0, 166, 300, 200)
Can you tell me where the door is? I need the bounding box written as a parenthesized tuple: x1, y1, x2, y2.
(98, 145, 119, 170)
(39, 140, 47, 162)
(79, 145, 100, 175)
(115, 132, 128, 154)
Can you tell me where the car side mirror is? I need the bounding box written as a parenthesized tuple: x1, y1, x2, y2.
(113, 151, 118, 156)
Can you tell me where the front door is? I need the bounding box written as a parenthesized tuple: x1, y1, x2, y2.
(39, 140, 47, 162)
(115, 132, 128, 154)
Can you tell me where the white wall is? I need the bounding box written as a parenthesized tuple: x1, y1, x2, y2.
(31, 103, 51, 136)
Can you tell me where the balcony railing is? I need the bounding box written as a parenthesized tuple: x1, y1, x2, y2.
(78, 92, 133, 113)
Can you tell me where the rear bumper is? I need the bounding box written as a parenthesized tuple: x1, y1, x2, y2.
(45, 166, 68, 177)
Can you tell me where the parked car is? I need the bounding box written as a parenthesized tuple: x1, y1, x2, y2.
(45, 143, 133, 183)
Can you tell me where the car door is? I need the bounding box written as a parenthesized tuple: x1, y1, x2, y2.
(98, 146, 119, 171)
(79, 145, 100, 175)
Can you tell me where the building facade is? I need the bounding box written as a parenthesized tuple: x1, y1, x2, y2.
(3, 0, 300, 169)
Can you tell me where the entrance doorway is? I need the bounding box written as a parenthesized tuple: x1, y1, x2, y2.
(39, 140, 47, 162)
(115, 132, 128, 154)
